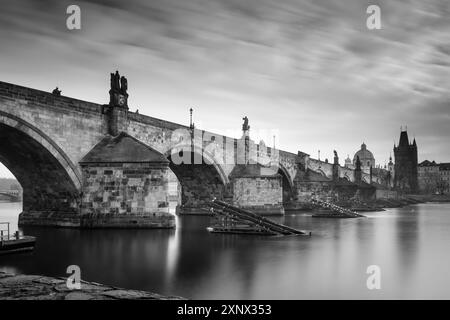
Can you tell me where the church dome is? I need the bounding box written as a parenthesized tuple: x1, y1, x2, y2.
(353, 143, 375, 168)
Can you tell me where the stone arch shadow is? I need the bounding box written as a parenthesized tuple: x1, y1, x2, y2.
(277, 164, 295, 205)
(164, 144, 230, 214)
(0, 111, 81, 223)
(317, 168, 328, 178)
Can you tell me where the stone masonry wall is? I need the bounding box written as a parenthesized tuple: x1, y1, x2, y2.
(295, 181, 332, 202)
(0, 81, 108, 170)
(232, 176, 283, 214)
(80, 162, 174, 228)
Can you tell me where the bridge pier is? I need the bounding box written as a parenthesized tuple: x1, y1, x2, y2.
(229, 164, 285, 216)
(78, 133, 175, 228)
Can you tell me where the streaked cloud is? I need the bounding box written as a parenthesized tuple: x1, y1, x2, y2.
(0, 0, 449, 178)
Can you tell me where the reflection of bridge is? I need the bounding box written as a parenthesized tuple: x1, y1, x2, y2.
(0, 74, 391, 228)
(0, 190, 20, 202)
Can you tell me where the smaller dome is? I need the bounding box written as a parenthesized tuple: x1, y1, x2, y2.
(345, 154, 352, 164)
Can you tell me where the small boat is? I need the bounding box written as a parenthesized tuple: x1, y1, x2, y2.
(0, 222, 36, 255)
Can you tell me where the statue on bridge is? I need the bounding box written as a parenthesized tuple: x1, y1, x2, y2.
(110, 71, 120, 92)
(110, 71, 128, 95)
(242, 116, 250, 132)
(109, 71, 128, 108)
(333, 150, 339, 165)
(52, 87, 61, 96)
(120, 75, 128, 95)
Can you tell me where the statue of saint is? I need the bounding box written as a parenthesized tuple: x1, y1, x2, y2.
(333, 150, 338, 158)
(110, 71, 120, 92)
(242, 116, 250, 131)
(52, 87, 61, 96)
(120, 76, 128, 95)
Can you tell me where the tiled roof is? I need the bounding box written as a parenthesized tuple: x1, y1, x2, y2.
(419, 160, 438, 167)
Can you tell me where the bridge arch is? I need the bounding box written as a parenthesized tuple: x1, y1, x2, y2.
(0, 190, 21, 202)
(165, 145, 229, 214)
(317, 168, 328, 177)
(0, 111, 81, 215)
(277, 164, 295, 204)
(344, 173, 352, 181)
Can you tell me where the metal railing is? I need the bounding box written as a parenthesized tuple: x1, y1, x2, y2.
(0, 222, 20, 242)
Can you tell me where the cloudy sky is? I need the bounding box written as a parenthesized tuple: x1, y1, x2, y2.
(0, 0, 449, 178)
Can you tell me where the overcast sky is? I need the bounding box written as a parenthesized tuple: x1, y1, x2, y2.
(0, 0, 449, 178)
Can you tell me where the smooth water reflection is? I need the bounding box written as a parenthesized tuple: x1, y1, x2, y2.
(1, 202, 450, 299)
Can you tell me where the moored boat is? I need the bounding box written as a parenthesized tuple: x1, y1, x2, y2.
(0, 222, 36, 255)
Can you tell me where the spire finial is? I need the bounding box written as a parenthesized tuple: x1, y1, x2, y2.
(189, 107, 194, 129)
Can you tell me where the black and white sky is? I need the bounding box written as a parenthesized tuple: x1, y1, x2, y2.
(0, 0, 449, 177)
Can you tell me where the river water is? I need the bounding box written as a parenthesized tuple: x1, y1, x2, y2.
(1, 201, 450, 299)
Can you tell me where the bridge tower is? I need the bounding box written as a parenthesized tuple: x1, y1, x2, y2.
(393, 129, 418, 193)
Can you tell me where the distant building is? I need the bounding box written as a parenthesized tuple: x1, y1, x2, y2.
(388, 155, 394, 177)
(344, 155, 353, 169)
(393, 130, 418, 193)
(418, 161, 450, 194)
(418, 160, 439, 193)
(353, 143, 375, 174)
(439, 163, 450, 194)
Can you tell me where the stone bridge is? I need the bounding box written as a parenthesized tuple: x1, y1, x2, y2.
(0, 75, 390, 228)
(0, 190, 21, 202)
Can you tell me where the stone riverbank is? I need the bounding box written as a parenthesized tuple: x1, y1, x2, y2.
(0, 271, 184, 300)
